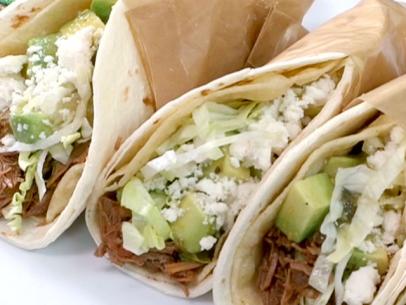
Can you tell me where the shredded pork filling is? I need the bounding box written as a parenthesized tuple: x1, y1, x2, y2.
(0, 139, 89, 220)
(258, 229, 327, 305)
(96, 196, 204, 288)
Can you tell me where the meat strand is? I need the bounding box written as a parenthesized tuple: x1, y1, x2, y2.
(95, 195, 204, 291)
(257, 229, 329, 305)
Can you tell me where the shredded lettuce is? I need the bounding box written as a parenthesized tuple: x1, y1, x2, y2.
(49, 143, 73, 164)
(34, 151, 48, 200)
(327, 143, 406, 263)
(320, 165, 373, 254)
(120, 178, 171, 255)
(334, 254, 351, 305)
(61, 132, 81, 149)
(5, 152, 39, 232)
(309, 254, 334, 293)
(142, 131, 268, 179)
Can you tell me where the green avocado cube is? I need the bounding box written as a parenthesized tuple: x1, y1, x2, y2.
(324, 156, 363, 178)
(171, 193, 214, 254)
(205, 152, 250, 180)
(60, 10, 104, 36)
(275, 173, 333, 243)
(27, 34, 58, 77)
(348, 247, 389, 275)
(10, 113, 53, 144)
(91, 0, 117, 23)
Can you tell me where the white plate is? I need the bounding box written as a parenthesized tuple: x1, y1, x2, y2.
(0, 1, 365, 305)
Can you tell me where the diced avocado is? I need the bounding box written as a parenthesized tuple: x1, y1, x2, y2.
(60, 10, 104, 36)
(27, 34, 58, 77)
(150, 191, 167, 210)
(348, 248, 389, 275)
(10, 113, 53, 144)
(0, 0, 14, 6)
(171, 193, 214, 254)
(91, 0, 117, 22)
(275, 173, 334, 243)
(205, 152, 250, 180)
(324, 156, 363, 178)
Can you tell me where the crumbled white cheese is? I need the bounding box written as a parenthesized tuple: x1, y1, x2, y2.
(382, 210, 401, 245)
(390, 126, 405, 144)
(362, 136, 384, 155)
(56, 27, 94, 101)
(161, 207, 183, 223)
(301, 75, 336, 107)
(144, 176, 167, 191)
(0, 55, 27, 76)
(228, 75, 335, 172)
(343, 265, 380, 305)
(0, 134, 16, 147)
(367, 128, 405, 170)
(0, 55, 27, 111)
(199, 235, 217, 251)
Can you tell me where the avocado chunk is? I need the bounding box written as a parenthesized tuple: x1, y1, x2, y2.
(91, 0, 117, 22)
(348, 247, 389, 275)
(10, 113, 53, 144)
(205, 152, 250, 180)
(60, 10, 104, 36)
(324, 156, 363, 178)
(0, 0, 14, 6)
(27, 34, 58, 77)
(275, 173, 334, 243)
(150, 191, 167, 210)
(171, 193, 214, 254)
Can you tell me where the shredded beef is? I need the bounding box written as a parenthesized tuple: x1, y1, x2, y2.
(257, 229, 328, 305)
(22, 142, 89, 218)
(96, 195, 204, 291)
(0, 111, 23, 210)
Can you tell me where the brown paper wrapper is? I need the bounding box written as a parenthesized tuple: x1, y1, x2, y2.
(273, 0, 406, 96)
(357, 74, 406, 130)
(124, 0, 313, 109)
(247, 0, 313, 67)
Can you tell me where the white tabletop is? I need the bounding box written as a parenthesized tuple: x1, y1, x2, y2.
(0, 1, 369, 305)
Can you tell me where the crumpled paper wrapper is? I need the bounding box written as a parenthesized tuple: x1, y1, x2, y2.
(125, 0, 312, 108)
(273, 0, 406, 97)
(357, 74, 406, 130)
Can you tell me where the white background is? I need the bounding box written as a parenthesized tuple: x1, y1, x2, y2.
(0, 1, 374, 305)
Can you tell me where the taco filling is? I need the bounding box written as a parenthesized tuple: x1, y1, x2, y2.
(96, 73, 339, 288)
(257, 126, 406, 305)
(0, 9, 106, 233)
(0, 0, 13, 10)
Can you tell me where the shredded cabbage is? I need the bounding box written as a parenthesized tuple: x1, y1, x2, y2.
(142, 131, 268, 179)
(327, 143, 406, 263)
(313, 283, 335, 305)
(49, 143, 72, 164)
(320, 165, 373, 254)
(5, 152, 39, 232)
(309, 255, 334, 293)
(334, 254, 351, 305)
(120, 178, 171, 255)
(34, 150, 48, 200)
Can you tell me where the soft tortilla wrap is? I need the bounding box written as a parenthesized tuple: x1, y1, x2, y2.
(212, 76, 406, 305)
(86, 0, 406, 298)
(0, 0, 140, 249)
(0, 0, 312, 249)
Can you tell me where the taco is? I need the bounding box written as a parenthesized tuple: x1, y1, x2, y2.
(0, 0, 126, 249)
(213, 77, 406, 305)
(85, 0, 406, 297)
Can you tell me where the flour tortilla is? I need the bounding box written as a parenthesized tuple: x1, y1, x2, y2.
(213, 76, 406, 305)
(213, 108, 406, 305)
(0, 0, 151, 249)
(85, 0, 406, 298)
